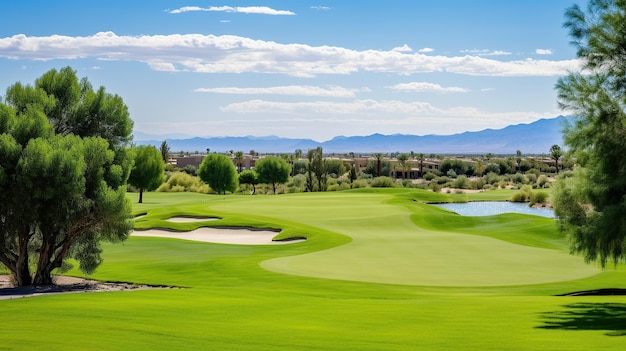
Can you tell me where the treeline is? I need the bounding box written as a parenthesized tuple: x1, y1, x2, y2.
(155, 146, 568, 195)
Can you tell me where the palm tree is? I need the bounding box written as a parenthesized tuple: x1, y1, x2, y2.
(397, 153, 409, 179)
(416, 153, 425, 178)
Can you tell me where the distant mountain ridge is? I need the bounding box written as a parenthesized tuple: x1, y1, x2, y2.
(134, 116, 568, 154)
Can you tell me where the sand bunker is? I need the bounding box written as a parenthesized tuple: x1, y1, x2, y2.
(165, 217, 218, 223)
(132, 228, 304, 245)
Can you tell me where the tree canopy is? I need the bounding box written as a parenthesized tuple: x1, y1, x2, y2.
(198, 154, 238, 195)
(553, 0, 626, 267)
(255, 156, 291, 194)
(0, 67, 134, 286)
(128, 145, 165, 203)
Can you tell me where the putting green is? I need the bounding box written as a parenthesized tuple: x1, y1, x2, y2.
(210, 190, 600, 287)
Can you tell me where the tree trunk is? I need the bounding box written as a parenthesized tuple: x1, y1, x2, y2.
(33, 234, 55, 286)
(14, 255, 32, 286)
(138, 189, 144, 203)
(14, 230, 32, 286)
(272, 182, 276, 194)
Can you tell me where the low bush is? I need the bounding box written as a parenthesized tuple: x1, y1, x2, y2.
(371, 176, 396, 188)
(351, 179, 370, 189)
(158, 172, 212, 193)
(510, 185, 533, 202)
(451, 175, 469, 189)
(423, 172, 437, 181)
(529, 191, 549, 206)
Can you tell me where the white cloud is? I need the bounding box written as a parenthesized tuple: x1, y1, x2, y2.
(418, 47, 434, 53)
(389, 82, 469, 93)
(0, 32, 580, 77)
(536, 48, 553, 55)
(311, 6, 331, 11)
(169, 6, 295, 15)
(222, 99, 440, 115)
(461, 49, 512, 56)
(392, 44, 412, 53)
(195, 85, 359, 97)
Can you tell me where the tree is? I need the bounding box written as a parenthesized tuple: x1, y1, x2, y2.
(374, 153, 383, 177)
(349, 166, 358, 188)
(416, 153, 425, 178)
(553, 0, 626, 267)
(397, 153, 409, 179)
(160, 140, 170, 163)
(239, 170, 258, 195)
(0, 67, 134, 286)
(310, 147, 327, 191)
(234, 151, 244, 173)
(128, 145, 165, 203)
(198, 154, 238, 195)
(550, 144, 562, 174)
(305, 149, 316, 192)
(255, 156, 291, 194)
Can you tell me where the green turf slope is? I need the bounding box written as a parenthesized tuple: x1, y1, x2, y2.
(209, 190, 599, 286)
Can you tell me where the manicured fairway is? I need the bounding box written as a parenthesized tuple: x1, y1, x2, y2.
(1, 189, 625, 350)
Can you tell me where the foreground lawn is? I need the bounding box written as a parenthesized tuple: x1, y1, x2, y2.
(1, 189, 625, 350)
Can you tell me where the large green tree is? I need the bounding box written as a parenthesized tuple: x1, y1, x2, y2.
(0, 67, 134, 286)
(198, 154, 238, 195)
(255, 156, 291, 194)
(128, 145, 165, 203)
(553, 0, 626, 267)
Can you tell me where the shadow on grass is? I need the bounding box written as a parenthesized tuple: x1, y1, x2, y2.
(537, 303, 626, 336)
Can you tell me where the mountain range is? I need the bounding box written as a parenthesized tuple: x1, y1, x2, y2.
(134, 116, 569, 155)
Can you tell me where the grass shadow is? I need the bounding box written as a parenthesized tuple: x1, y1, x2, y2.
(537, 302, 626, 336)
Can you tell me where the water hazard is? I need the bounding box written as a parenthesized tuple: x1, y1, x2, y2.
(433, 201, 555, 218)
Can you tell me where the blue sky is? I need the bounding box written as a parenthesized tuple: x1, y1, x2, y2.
(0, 1, 583, 141)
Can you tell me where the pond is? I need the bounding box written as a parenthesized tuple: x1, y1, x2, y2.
(433, 201, 555, 219)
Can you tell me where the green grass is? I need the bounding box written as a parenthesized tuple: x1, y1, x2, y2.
(1, 189, 625, 350)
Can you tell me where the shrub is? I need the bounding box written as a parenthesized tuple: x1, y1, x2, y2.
(469, 178, 485, 190)
(371, 176, 396, 188)
(537, 175, 549, 188)
(423, 172, 437, 181)
(436, 176, 449, 185)
(428, 181, 442, 193)
(351, 179, 370, 189)
(451, 175, 469, 189)
(327, 183, 350, 192)
(484, 172, 500, 185)
(511, 173, 526, 184)
(157, 172, 212, 193)
(510, 185, 533, 202)
(529, 191, 549, 206)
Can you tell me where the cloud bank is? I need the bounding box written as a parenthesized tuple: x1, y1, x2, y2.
(195, 85, 360, 97)
(169, 6, 295, 15)
(0, 32, 580, 77)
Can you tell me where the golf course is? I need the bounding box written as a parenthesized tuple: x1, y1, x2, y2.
(1, 189, 625, 350)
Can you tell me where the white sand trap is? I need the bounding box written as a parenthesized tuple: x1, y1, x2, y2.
(132, 228, 304, 245)
(165, 217, 219, 223)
